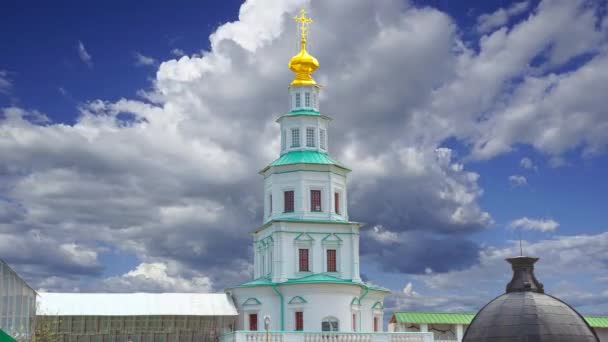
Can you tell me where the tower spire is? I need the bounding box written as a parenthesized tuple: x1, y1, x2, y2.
(288, 9, 319, 87)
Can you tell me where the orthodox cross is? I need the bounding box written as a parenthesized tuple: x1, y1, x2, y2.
(294, 9, 313, 41)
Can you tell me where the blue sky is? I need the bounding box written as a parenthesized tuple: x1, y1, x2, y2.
(1, 0, 608, 315)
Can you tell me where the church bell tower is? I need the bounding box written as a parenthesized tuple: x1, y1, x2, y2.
(228, 10, 388, 333)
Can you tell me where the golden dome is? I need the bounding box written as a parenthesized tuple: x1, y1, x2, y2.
(289, 9, 319, 87)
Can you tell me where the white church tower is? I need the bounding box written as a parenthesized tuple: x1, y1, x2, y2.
(227, 9, 389, 333)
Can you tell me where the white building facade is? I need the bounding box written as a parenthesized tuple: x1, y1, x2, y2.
(226, 9, 389, 334)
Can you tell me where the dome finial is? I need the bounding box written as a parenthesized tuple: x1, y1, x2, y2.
(288, 9, 319, 87)
(294, 9, 313, 44)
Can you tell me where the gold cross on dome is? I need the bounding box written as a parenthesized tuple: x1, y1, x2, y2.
(294, 9, 313, 41)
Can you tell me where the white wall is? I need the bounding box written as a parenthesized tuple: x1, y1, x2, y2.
(253, 221, 360, 282)
(278, 115, 330, 155)
(288, 86, 320, 112)
(230, 284, 386, 333)
(263, 165, 349, 223)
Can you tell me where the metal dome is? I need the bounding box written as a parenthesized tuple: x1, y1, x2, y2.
(463, 256, 599, 342)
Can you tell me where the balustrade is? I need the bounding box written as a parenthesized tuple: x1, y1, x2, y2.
(221, 331, 434, 342)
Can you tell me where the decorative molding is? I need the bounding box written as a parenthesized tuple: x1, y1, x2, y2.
(322, 233, 343, 245)
(288, 296, 308, 304)
(372, 301, 384, 310)
(294, 233, 314, 246)
(242, 297, 262, 306)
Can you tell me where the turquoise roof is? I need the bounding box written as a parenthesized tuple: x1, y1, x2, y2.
(287, 109, 321, 115)
(284, 273, 354, 284)
(253, 218, 362, 234)
(232, 274, 390, 293)
(237, 277, 274, 287)
(267, 151, 350, 170)
(273, 218, 350, 224)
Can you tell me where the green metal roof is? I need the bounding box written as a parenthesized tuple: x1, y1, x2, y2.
(393, 312, 475, 325)
(0, 329, 17, 342)
(585, 315, 608, 328)
(268, 151, 350, 170)
(392, 312, 608, 328)
(233, 274, 390, 293)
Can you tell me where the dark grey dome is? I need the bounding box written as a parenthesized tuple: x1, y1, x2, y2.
(463, 256, 599, 342)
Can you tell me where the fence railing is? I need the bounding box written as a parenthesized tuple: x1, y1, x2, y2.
(220, 331, 434, 342)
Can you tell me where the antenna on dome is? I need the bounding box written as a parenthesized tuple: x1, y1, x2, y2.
(519, 230, 523, 256)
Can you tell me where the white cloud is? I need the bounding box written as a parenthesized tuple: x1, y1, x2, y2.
(425, 0, 608, 161)
(370, 225, 400, 244)
(77, 41, 93, 67)
(520, 157, 536, 169)
(387, 232, 608, 314)
(509, 217, 559, 232)
(402, 282, 418, 297)
(134, 52, 156, 66)
(477, 1, 530, 34)
(1, 0, 607, 301)
(171, 48, 185, 57)
(508, 175, 527, 186)
(102, 262, 213, 292)
(0, 70, 12, 94)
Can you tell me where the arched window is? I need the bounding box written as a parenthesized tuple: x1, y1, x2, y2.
(321, 317, 339, 332)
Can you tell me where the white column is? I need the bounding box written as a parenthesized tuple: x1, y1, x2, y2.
(253, 247, 259, 278)
(273, 231, 285, 283)
(456, 324, 464, 342)
(351, 230, 361, 282)
(420, 324, 428, 332)
(283, 225, 293, 280)
(328, 172, 333, 220)
(298, 178, 305, 217)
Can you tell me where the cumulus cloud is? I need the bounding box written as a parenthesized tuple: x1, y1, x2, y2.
(508, 175, 527, 186)
(102, 262, 213, 292)
(77, 41, 93, 67)
(387, 232, 608, 314)
(0, 0, 606, 300)
(509, 217, 559, 232)
(477, 1, 530, 34)
(426, 0, 608, 160)
(134, 52, 156, 66)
